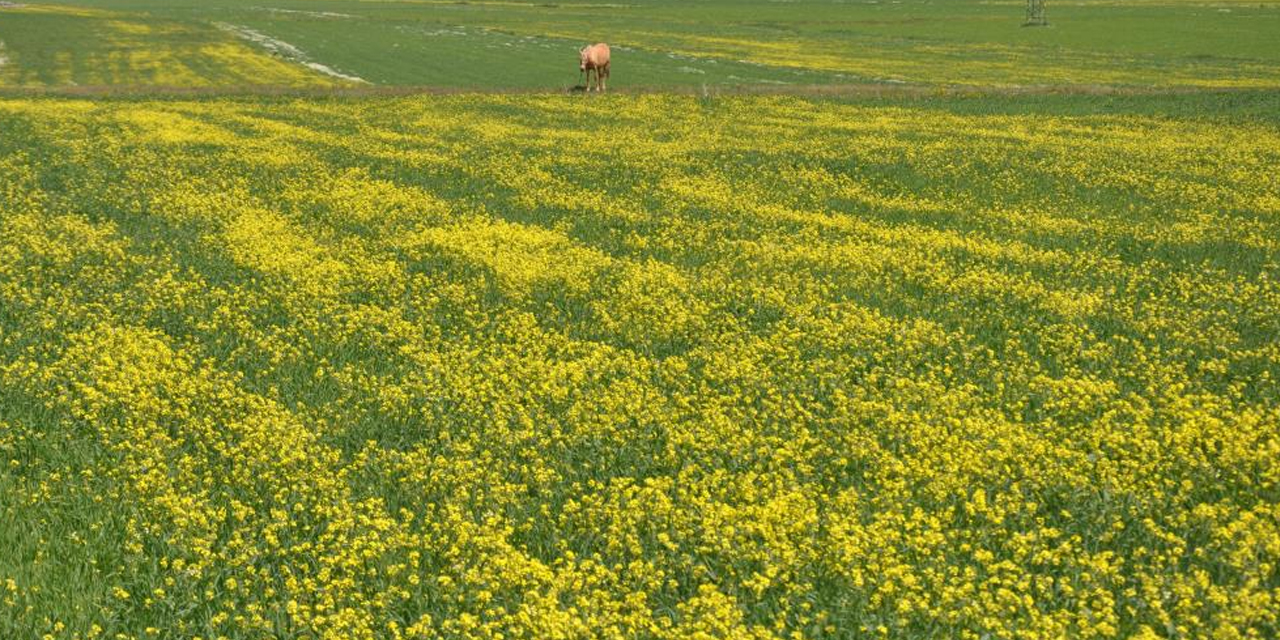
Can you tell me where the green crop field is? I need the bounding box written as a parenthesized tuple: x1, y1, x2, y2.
(2, 0, 1280, 89)
(2, 1, 1279, 640)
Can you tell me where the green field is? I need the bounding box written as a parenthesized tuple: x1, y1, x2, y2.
(2, 1, 1280, 639)
(3, 0, 1280, 89)
(2, 88, 1278, 640)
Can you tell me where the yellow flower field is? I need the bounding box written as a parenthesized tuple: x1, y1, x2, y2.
(0, 93, 1277, 639)
(0, 4, 343, 88)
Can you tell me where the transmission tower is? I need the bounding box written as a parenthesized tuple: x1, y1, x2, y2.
(1024, 0, 1048, 26)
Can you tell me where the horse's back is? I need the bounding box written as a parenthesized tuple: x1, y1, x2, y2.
(588, 43, 610, 68)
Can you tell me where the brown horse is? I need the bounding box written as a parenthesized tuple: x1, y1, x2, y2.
(579, 43, 611, 92)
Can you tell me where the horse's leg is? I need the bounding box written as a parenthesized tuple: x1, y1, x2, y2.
(586, 68, 595, 92)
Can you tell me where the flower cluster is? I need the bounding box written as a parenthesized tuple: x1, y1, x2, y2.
(0, 94, 1276, 639)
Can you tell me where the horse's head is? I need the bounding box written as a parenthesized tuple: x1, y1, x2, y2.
(579, 46, 590, 71)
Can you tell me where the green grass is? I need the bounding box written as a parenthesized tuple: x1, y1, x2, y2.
(5, 0, 1280, 89)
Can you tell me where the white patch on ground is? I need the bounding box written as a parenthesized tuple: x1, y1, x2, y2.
(0, 1, 27, 8)
(396, 24, 565, 52)
(298, 60, 366, 82)
(677, 66, 706, 75)
(396, 25, 469, 38)
(251, 7, 356, 19)
(0, 40, 7, 69)
(215, 22, 368, 83)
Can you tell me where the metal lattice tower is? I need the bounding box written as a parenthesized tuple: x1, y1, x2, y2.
(1024, 0, 1048, 26)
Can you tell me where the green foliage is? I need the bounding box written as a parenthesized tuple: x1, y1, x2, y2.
(4, 0, 1280, 88)
(0, 91, 1277, 638)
